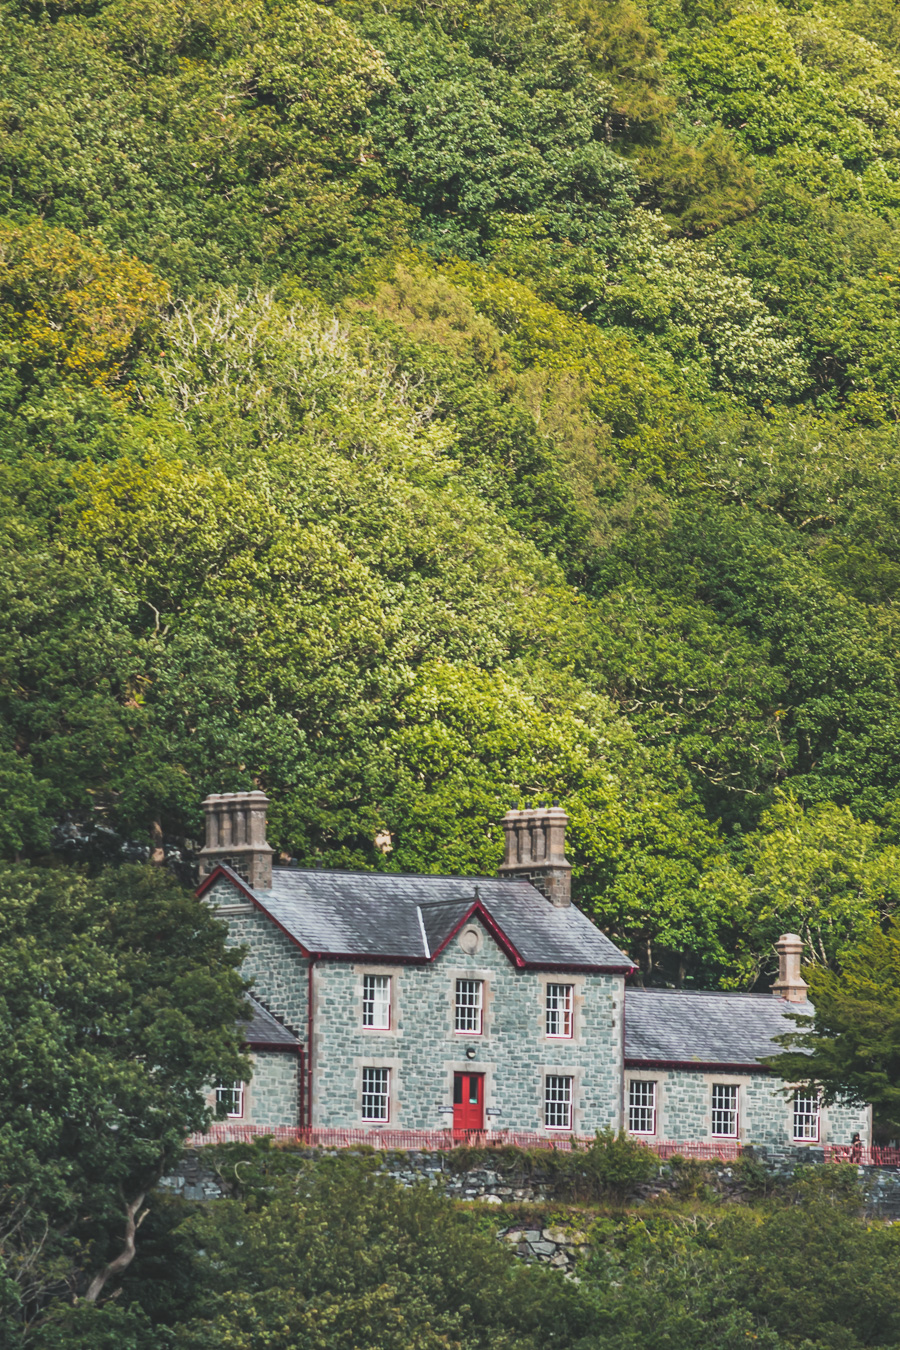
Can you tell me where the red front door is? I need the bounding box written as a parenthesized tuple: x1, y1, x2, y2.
(453, 1072, 484, 1134)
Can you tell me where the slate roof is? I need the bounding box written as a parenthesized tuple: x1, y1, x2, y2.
(242, 994, 300, 1051)
(624, 988, 813, 1070)
(207, 865, 631, 971)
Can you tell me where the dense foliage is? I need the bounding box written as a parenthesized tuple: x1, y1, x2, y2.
(3, 0, 900, 988)
(22, 1148, 900, 1350)
(0, 864, 248, 1340)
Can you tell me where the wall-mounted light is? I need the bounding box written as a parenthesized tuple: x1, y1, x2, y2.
(465, 1046, 477, 1060)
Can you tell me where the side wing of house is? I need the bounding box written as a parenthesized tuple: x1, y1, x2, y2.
(624, 989, 872, 1149)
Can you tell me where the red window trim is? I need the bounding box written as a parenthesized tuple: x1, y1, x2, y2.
(454, 979, 484, 1035)
(627, 1080, 657, 1135)
(361, 1067, 390, 1124)
(711, 1084, 740, 1138)
(792, 1096, 820, 1143)
(544, 1075, 574, 1131)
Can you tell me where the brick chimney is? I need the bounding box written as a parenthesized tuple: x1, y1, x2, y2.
(498, 806, 571, 907)
(772, 933, 809, 1003)
(198, 791, 274, 890)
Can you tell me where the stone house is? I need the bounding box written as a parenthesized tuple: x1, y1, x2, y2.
(197, 791, 870, 1147)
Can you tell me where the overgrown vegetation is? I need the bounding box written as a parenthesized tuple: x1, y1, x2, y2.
(12, 1146, 898, 1349)
(447, 1128, 658, 1200)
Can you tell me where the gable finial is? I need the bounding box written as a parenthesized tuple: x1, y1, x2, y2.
(474, 885, 481, 901)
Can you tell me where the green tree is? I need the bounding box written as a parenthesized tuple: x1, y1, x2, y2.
(164, 1154, 596, 1350)
(0, 864, 249, 1339)
(708, 795, 900, 987)
(774, 923, 900, 1134)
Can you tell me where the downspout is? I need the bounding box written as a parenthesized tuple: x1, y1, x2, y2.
(307, 956, 317, 1132)
(619, 973, 632, 1132)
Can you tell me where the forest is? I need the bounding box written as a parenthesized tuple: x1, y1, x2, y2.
(5, 0, 900, 1342)
(5, 0, 900, 994)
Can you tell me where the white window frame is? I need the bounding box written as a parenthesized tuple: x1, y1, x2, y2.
(793, 1092, 820, 1142)
(544, 1074, 573, 1131)
(362, 973, 391, 1030)
(711, 1083, 739, 1138)
(361, 1066, 390, 1122)
(628, 1079, 657, 1135)
(455, 978, 483, 1034)
(546, 983, 574, 1039)
(216, 1081, 244, 1119)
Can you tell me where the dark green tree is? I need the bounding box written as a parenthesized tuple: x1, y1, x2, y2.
(773, 923, 900, 1134)
(0, 864, 249, 1339)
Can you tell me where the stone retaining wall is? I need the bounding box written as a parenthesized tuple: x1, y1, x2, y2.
(160, 1145, 900, 1219)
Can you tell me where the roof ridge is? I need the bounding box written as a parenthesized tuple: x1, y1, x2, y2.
(417, 896, 478, 908)
(272, 867, 533, 885)
(626, 988, 780, 998)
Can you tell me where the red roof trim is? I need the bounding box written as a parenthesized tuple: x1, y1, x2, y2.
(245, 1040, 301, 1053)
(624, 1058, 768, 1074)
(196, 864, 314, 959)
(314, 953, 430, 966)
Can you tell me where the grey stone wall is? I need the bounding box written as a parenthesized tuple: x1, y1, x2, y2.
(626, 1068, 871, 1147)
(161, 1146, 900, 1220)
(245, 1051, 301, 1127)
(204, 878, 309, 1036)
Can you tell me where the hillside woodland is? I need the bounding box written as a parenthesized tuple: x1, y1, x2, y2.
(5, 0, 900, 987)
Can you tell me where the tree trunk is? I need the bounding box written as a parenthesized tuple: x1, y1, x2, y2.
(83, 1191, 147, 1303)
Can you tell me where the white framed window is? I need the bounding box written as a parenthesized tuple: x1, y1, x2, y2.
(546, 983, 573, 1038)
(628, 1080, 657, 1135)
(455, 979, 483, 1034)
(544, 1075, 573, 1130)
(216, 1081, 244, 1118)
(711, 1083, 739, 1137)
(361, 1067, 390, 1122)
(362, 973, 391, 1029)
(793, 1093, 820, 1142)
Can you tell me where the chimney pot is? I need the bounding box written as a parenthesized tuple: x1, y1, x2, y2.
(772, 932, 808, 1003)
(499, 804, 572, 906)
(199, 790, 274, 890)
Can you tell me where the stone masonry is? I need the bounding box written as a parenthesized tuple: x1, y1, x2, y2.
(244, 1051, 301, 1128)
(207, 876, 309, 1036)
(625, 1068, 870, 1147)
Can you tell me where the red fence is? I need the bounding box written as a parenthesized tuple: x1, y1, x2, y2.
(825, 1143, 900, 1167)
(185, 1123, 741, 1160)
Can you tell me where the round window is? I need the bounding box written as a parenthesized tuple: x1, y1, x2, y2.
(458, 926, 482, 955)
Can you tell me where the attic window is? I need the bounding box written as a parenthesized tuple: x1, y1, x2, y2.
(362, 974, 391, 1030)
(455, 979, 483, 1034)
